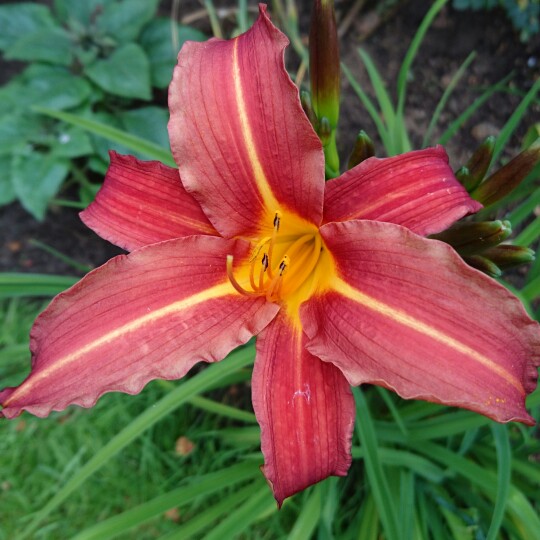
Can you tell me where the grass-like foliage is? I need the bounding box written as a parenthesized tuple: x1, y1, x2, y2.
(1, 0, 539, 538)
(1, 297, 539, 538)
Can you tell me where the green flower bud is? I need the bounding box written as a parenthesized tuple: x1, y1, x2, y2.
(481, 245, 535, 270)
(430, 220, 512, 256)
(471, 139, 540, 206)
(463, 255, 502, 278)
(458, 136, 496, 192)
(348, 130, 375, 169)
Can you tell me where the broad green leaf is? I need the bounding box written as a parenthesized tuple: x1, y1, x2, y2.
(120, 106, 169, 149)
(0, 80, 25, 117)
(34, 107, 175, 165)
(85, 43, 152, 100)
(0, 155, 15, 205)
(0, 3, 55, 50)
(0, 273, 78, 298)
(83, 110, 131, 162)
(5, 27, 73, 66)
(19, 346, 256, 540)
(140, 18, 207, 88)
(0, 113, 37, 156)
(53, 0, 104, 25)
(11, 153, 69, 221)
(51, 126, 94, 158)
(97, 0, 160, 43)
(20, 65, 92, 110)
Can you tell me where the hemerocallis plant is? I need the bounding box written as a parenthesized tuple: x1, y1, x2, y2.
(1, 6, 539, 505)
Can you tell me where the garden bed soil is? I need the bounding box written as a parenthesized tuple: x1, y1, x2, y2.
(1, 0, 539, 276)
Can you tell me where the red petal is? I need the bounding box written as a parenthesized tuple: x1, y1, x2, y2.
(253, 312, 355, 506)
(0, 236, 279, 418)
(302, 220, 540, 424)
(168, 6, 325, 238)
(81, 152, 217, 251)
(323, 147, 481, 236)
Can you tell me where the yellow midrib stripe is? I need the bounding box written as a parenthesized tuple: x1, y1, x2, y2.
(5, 281, 235, 406)
(333, 278, 524, 393)
(232, 40, 280, 212)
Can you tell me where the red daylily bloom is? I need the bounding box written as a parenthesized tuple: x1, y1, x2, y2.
(1, 6, 539, 505)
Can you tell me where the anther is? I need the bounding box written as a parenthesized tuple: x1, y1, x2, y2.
(261, 253, 269, 270)
(273, 212, 281, 230)
(278, 255, 290, 276)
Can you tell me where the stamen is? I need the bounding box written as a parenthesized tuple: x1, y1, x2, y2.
(273, 212, 281, 230)
(249, 258, 258, 291)
(226, 255, 259, 297)
(249, 237, 271, 262)
(278, 255, 290, 276)
(267, 212, 281, 279)
(266, 272, 283, 302)
(258, 253, 268, 290)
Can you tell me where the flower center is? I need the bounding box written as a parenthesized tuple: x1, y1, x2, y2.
(227, 212, 323, 303)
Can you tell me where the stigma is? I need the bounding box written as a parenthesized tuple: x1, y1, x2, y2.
(227, 212, 323, 303)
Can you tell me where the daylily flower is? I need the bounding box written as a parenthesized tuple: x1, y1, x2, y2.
(1, 6, 539, 505)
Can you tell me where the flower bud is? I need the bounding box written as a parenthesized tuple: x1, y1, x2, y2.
(458, 136, 496, 192)
(430, 220, 512, 256)
(471, 139, 540, 206)
(463, 255, 502, 278)
(309, 0, 340, 129)
(348, 130, 375, 169)
(481, 245, 535, 270)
